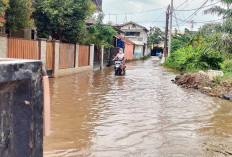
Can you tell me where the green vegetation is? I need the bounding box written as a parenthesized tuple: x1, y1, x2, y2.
(5, 0, 31, 32)
(164, 34, 223, 72)
(86, 23, 116, 60)
(148, 26, 164, 47)
(0, 0, 8, 27)
(33, 0, 95, 43)
(164, 0, 232, 78)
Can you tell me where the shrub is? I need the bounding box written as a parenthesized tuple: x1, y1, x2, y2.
(199, 47, 223, 70)
(164, 43, 223, 72)
(221, 60, 232, 73)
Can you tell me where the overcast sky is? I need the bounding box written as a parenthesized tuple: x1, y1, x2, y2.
(102, 0, 224, 31)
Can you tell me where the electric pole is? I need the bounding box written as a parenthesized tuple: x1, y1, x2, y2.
(168, 0, 173, 58)
(164, 5, 170, 59)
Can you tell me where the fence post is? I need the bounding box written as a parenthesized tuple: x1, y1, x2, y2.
(0, 34, 7, 58)
(75, 44, 79, 69)
(100, 45, 104, 69)
(53, 40, 60, 77)
(37, 38, 47, 64)
(90, 44, 94, 68)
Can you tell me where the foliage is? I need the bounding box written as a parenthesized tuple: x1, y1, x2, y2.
(0, 0, 8, 27)
(221, 60, 232, 74)
(171, 28, 196, 52)
(5, 0, 31, 32)
(164, 37, 223, 72)
(148, 26, 164, 47)
(33, 0, 94, 43)
(86, 23, 116, 48)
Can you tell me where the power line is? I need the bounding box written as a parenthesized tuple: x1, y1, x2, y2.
(119, 0, 143, 10)
(175, 0, 193, 9)
(173, 10, 180, 32)
(105, 7, 166, 15)
(177, 0, 209, 26)
(151, 10, 166, 25)
(175, 1, 220, 11)
(173, 14, 223, 23)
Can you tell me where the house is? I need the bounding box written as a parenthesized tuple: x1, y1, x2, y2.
(116, 22, 149, 58)
(116, 34, 136, 60)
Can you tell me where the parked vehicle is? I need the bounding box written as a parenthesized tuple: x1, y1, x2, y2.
(114, 60, 126, 76)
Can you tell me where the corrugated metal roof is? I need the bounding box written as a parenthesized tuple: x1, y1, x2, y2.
(116, 34, 137, 45)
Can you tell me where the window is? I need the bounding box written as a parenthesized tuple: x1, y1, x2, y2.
(125, 32, 140, 36)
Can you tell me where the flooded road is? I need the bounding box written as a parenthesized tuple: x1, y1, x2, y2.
(44, 57, 232, 157)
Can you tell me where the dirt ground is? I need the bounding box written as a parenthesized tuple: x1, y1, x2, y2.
(173, 71, 232, 99)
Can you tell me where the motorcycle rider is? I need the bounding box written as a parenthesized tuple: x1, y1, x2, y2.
(113, 48, 126, 75)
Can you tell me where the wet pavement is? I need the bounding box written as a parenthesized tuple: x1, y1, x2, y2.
(44, 57, 232, 157)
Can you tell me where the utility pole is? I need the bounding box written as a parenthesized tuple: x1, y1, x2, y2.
(190, 20, 196, 31)
(164, 5, 170, 59)
(168, 0, 173, 58)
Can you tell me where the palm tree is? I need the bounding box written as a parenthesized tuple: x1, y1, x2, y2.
(203, 0, 232, 33)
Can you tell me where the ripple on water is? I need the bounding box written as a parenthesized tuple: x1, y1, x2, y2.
(44, 57, 232, 157)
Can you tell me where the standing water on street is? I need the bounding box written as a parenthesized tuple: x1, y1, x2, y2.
(44, 57, 232, 157)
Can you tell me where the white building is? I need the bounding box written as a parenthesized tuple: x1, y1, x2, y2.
(117, 22, 149, 58)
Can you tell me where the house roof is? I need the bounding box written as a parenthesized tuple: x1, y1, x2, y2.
(119, 21, 149, 32)
(116, 34, 136, 45)
(0, 17, 5, 23)
(112, 26, 125, 34)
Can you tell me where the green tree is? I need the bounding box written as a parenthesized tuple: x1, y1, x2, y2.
(203, 0, 232, 34)
(34, 0, 94, 43)
(87, 23, 116, 60)
(5, 0, 31, 33)
(148, 26, 164, 47)
(0, 0, 7, 27)
(171, 28, 195, 52)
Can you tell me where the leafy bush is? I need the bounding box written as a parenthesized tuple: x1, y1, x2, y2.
(164, 43, 223, 72)
(221, 60, 232, 73)
(199, 47, 223, 70)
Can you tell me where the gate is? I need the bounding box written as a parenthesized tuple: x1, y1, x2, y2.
(79, 45, 90, 67)
(7, 38, 39, 60)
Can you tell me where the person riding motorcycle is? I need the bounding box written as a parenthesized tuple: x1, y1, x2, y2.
(112, 48, 126, 75)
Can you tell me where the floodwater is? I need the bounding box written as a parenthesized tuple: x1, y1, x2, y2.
(44, 57, 232, 157)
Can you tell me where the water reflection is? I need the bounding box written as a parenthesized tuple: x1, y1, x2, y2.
(44, 57, 232, 157)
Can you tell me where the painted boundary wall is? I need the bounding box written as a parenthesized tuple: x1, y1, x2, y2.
(133, 45, 143, 59)
(0, 35, 94, 77)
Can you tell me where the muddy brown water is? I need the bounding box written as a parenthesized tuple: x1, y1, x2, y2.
(44, 57, 232, 157)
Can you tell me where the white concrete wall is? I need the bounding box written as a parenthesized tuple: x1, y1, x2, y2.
(90, 44, 94, 67)
(120, 23, 148, 45)
(0, 35, 7, 58)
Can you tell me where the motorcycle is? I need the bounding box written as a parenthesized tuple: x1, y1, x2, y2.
(114, 60, 126, 76)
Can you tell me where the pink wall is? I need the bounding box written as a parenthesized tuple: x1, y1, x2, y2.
(125, 43, 134, 60)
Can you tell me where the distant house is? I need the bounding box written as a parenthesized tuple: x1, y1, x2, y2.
(116, 22, 148, 58)
(116, 34, 136, 60)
